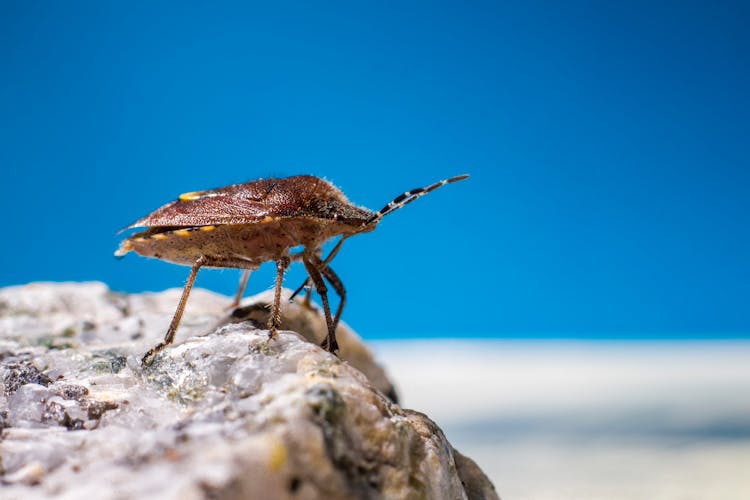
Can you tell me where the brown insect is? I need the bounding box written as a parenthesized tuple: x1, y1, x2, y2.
(116, 174, 468, 365)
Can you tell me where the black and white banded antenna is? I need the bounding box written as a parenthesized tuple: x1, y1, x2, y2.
(290, 174, 469, 303)
(365, 174, 469, 226)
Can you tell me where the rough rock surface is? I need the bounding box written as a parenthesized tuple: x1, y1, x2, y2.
(0, 282, 498, 499)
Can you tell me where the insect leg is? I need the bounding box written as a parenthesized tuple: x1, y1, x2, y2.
(142, 255, 207, 366)
(267, 256, 290, 340)
(320, 263, 346, 332)
(322, 236, 347, 265)
(289, 279, 312, 303)
(228, 270, 251, 309)
(302, 253, 338, 353)
(303, 283, 314, 308)
(289, 236, 348, 303)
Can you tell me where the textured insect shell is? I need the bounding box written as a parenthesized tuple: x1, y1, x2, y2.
(125, 175, 375, 229)
(116, 176, 376, 268)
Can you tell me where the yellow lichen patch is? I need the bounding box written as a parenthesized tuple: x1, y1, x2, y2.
(261, 216, 276, 223)
(178, 191, 204, 201)
(199, 225, 216, 232)
(152, 233, 168, 240)
(267, 437, 287, 471)
(174, 229, 191, 237)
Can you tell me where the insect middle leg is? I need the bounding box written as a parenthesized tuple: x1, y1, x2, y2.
(267, 256, 290, 340)
(302, 252, 339, 353)
(142, 255, 209, 366)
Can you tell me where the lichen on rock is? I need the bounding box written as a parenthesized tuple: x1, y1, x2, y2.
(0, 282, 498, 499)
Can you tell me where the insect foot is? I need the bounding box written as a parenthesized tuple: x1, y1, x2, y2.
(141, 342, 166, 366)
(115, 174, 468, 364)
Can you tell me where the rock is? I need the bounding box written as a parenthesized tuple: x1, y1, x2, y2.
(0, 282, 499, 500)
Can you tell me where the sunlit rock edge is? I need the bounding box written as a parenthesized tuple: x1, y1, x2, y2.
(0, 282, 498, 500)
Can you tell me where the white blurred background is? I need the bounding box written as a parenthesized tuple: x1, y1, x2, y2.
(375, 340, 750, 499)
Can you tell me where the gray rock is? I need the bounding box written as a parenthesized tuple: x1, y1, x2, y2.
(0, 282, 499, 500)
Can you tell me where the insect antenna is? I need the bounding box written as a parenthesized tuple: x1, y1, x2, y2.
(365, 174, 469, 225)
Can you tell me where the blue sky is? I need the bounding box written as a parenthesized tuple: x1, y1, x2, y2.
(1, 1, 748, 339)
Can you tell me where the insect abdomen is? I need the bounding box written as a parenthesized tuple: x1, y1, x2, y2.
(116, 218, 348, 268)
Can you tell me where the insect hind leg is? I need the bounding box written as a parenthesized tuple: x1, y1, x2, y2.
(142, 255, 209, 366)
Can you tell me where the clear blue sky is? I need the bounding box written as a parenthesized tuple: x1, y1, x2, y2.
(1, 1, 748, 339)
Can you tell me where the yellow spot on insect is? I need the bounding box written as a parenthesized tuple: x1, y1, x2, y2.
(174, 229, 191, 237)
(199, 225, 216, 232)
(152, 233, 168, 240)
(179, 191, 204, 201)
(114, 240, 133, 257)
(261, 216, 275, 223)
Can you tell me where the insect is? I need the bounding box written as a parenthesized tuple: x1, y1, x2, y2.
(116, 174, 469, 365)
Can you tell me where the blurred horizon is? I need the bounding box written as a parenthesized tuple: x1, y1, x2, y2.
(375, 338, 750, 498)
(2, 1, 749, 339)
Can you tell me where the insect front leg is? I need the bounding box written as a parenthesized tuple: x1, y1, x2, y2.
(142, 255, 209, 366)
(289, 236, 347, 304)
(267, 256, 291, 340)
(318, 263, 346, 332)
(302, 251, 339, 354)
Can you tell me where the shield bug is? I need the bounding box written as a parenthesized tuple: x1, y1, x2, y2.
(116, 174, 469, 365)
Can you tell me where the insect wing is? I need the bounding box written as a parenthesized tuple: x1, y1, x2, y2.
(126, 194, 271, 228)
